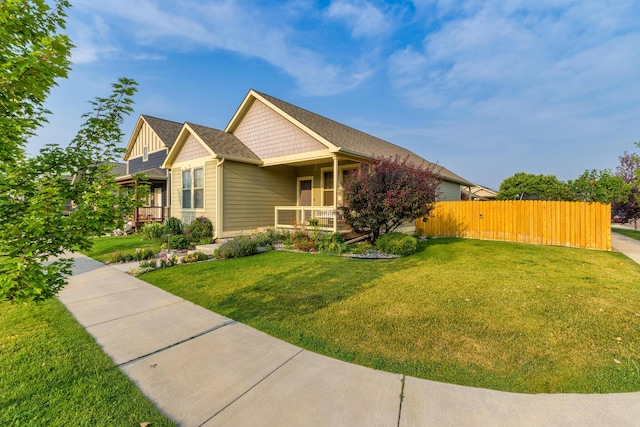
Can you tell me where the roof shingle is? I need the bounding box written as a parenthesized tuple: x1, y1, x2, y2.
(254, 91, 474, 186)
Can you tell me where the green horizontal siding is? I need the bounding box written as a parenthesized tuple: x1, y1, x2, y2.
(223, 162, 296, 231)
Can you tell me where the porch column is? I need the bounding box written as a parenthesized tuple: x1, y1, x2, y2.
(333, 154, 339, 233)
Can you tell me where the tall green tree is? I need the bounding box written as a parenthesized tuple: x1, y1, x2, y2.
(496, 172, 569, 201)
(0, 1, 139, 302)
(567, 169, 629, 203)
(0, 0, 72, 165)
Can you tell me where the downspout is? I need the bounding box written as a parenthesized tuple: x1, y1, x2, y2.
(333, 154, 339, 233)
(215, 158, 225, 240)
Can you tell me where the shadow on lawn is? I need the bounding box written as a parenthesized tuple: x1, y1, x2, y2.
(214, 255, 384, 323)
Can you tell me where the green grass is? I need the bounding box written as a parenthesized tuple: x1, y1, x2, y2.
(138, 238, 640, 394)
(83, 234, 162, 263)
(0, 299, 174, 426)
(613, 227, 640, 242)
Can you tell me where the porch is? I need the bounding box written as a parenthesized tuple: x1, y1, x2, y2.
(130, 206, 170, 230)
(274, 206, 351, 233)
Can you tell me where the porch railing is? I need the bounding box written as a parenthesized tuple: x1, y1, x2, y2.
(134, 206, 169, 224)
(275, 206, 348, 231)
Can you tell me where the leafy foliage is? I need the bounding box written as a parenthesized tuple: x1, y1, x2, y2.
(0, 78, 138, 302)
(140, 222, 165, 241)
(182, 251, 210, 263)
(613, 150, 640, 225)
(340, 155, 441, 241)
(0, 0, 72, 166)
(169, 235, 191, 250)
(214, 236, 258, 259)
(185, 216, 213, 243)
(496, 172, 569, 200)
(375, 232, 418, 256)
(164, 216, 184, 235)
(0, 1, 140, 302)
(567, 169, 629, 203)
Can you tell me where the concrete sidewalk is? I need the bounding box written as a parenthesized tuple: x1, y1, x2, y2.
(612, 229, 640, 264)
(60, 252, 640, 427)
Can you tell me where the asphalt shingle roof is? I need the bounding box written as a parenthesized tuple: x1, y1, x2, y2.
(142, 115, 183, 148)
(187, 122, 261, 162)
(255, 91, 474, 186)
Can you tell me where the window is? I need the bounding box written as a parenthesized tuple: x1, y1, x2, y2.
(193, 168, 204, 209)
(182, 170, 192, 209)
(143, 146, 148, 162)
(182, 168, 204, 209)
(323, 171, 334, 206)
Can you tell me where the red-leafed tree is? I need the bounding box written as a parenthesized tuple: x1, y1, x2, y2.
(613, 150, 640, 228)
(339, 155, 441, 241)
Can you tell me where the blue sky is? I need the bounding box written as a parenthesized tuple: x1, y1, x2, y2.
(29, 0, 640, 189)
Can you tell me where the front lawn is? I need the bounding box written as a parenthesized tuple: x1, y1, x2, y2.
(83, 234, 162, 263)
(0, 299, 173, 426)
(613, 227, 640, 242)
(138, 238, 640, 394)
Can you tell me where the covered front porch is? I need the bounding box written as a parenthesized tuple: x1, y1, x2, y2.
(270, 154, 360, 233)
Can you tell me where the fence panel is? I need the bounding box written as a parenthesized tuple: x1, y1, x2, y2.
(417, 201, 611, 250)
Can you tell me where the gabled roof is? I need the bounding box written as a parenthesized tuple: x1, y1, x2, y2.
(163, 122, 262, 168)
(228, 89, 474, 186)
(123, 115, 183, 159)
(186, 122, 261, 162)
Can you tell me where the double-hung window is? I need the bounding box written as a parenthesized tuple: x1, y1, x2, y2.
(182, 168, 204, 209)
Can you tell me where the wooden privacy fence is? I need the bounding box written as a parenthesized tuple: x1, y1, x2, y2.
(416, 201, 611, 251)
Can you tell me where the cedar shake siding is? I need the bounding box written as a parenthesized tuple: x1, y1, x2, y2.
(222, 161, 296, 232)
(232, 99, 326, 160)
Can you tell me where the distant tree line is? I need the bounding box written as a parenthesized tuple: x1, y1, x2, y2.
(496, 144, 640, 227)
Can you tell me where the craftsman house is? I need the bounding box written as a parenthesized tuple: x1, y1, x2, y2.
(160, 90, 475, 239)
(116, 115, 182, 228)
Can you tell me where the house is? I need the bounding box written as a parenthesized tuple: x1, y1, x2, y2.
(116, 115, 182, 229)
(463, 184, 498, 200)
(160, 89, 475, 239)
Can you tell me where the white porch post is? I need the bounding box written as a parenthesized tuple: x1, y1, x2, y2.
(333, 154, 339, 233)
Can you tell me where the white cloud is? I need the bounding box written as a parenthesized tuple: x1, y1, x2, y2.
(326, 0, 394, 38)
(69, 0, 373, 95)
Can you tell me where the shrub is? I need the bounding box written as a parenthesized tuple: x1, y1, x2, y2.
(182, 251, 210, 263)
(375, 232, 418, 256)
(292, 231, 315, 252)
(317, 232, 346, 255)
(139, 260, 157, 269)
(350, 241, 374, 254)
(214, 236, 258, 259)
(158, 255, 178, 268)
(164, 217, 183, 236)
(134, 247, 156, 261)
(185, 216, 213, 243)
(108, 250, 128, 264)
(169, 235, 191, 250)
(128, 266, 156, 276)
(140, 222, 164, 241)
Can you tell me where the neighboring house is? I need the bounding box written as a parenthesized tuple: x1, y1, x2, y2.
(161, 89, 475, 239)
(463, 185, 498, 200)
(116, 115, 183, 229)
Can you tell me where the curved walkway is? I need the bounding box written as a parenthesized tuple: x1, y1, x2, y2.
(60, 241, 640, 427)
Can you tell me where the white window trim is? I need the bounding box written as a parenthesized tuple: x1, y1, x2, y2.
(143, 145, 148, 162)
(320, 164, 359, 207)
(180, 165, 206, 211)
(296, 176, 314, 206)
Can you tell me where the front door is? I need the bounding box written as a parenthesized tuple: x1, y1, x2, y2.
(299, 179, 312, 206)
(298, 179, 312, 224)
